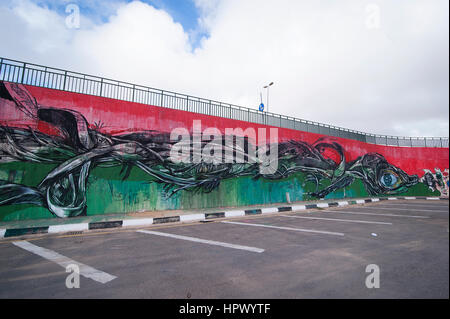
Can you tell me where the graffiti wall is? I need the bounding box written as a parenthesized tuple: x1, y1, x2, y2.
(0, 82, 448, 221)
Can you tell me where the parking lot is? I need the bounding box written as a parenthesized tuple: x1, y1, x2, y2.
(0, 199, 448, 298)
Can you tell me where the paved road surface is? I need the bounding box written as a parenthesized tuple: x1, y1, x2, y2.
(0, 200, 448, 298)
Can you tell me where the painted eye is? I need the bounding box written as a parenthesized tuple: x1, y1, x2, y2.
(380, 171, 398, 188)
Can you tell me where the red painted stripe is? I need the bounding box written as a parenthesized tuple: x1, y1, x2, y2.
(1, 84, 447, 177)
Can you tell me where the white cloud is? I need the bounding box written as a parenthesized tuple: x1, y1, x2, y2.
(0, 0, 448, 137)
(193, 0, 221, 32)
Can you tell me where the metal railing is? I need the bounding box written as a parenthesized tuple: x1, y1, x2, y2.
(0, 57, 448, 148)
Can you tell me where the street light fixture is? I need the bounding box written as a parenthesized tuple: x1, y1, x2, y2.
(263, 82, 274, 113)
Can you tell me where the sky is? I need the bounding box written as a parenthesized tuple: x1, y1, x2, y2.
(0, 0, 448, 138)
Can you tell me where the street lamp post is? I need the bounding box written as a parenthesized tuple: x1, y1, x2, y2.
(263, 82, 274, 113)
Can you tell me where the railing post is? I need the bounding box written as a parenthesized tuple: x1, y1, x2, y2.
(100, 78, 103, 97)
(0, 58, 3, 80)
(21, 63, 27, 84)
(424, 138, 427, 147)
(63, 71, 67, 91)
(132, 85, 135, 102)
(82, 74, 86, 94)
(161, 90, 164, 107)
(43, 67, 47, 87)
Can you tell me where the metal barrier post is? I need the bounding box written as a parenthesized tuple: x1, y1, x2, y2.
(63, 71, 67, 91)
(21, 63, 26, 84)
(82, 74, 85, 94)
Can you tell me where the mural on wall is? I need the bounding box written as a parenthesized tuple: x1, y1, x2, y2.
(0, 82, 447, 219)
(421, 168, 449, 197)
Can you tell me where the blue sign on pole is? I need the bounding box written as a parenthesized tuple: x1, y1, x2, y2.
(259, 103, 265, 112)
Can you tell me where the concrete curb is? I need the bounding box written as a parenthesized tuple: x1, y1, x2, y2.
(1, 196, 448, 239)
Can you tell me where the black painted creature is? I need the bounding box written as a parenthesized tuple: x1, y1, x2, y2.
(0, 82, 421, 218)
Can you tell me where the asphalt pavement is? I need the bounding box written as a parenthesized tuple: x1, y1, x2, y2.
(0, 199, 448, 298)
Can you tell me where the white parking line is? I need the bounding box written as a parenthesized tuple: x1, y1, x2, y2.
(279, 215, 392, 225)
(221, 221, 345, 236)
(12, 241, 117, 284)
(321, 210, 429, 219)
(374, 203, 449, 208)
(362, 207, 448, 213)
(136, 230, 264, 253)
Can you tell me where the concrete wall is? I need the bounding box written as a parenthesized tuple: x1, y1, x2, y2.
(0, 82, 448, 221)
